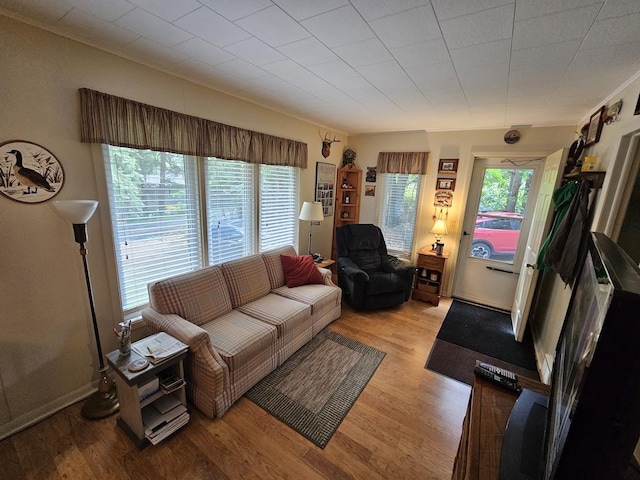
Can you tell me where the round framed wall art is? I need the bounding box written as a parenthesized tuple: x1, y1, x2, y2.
(0, 140, 65, 204)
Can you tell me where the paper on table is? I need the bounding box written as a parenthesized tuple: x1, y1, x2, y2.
(132, 332, 188, 364)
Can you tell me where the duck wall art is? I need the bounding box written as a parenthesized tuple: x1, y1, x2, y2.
(0, 140, 64, 203)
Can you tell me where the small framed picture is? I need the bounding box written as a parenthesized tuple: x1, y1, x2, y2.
(438, 158, 458, 174)
(436, 177, 455, 191)
(585, 106, 605, 147)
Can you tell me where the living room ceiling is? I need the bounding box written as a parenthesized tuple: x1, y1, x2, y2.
(2, 0, 640, 135)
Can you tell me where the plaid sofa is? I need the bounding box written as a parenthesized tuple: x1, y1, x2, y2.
(141, 245, 342, 418)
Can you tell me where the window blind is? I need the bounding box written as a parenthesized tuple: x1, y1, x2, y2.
(103, 145, 203, 314)
(205, 158, 255, 265)
(259, 165, 298, 252)
(377, 173, 421, 259)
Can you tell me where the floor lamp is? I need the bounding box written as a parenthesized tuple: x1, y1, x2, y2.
(53, 200, 119, 419)
(299, 201, 324, 258)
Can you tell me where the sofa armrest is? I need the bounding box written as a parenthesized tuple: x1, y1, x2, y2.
(317, 267, 338, 288)
(142, 308, 210, 351)
(337, 257, 369, 282)
(141, 308, 230, 406)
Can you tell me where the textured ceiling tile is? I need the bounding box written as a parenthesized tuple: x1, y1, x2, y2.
(57, 8, 139, 47)
(74, 0, 134, 22)
(512, 5, 601, 50)
(0, 0, 76, 24)
(440, 4, 514, 49)
(510, 40, 581, 70)
(598, 0, 640, 19)
(450, 39, 510, 70)
(301, 5, 374, 48)
(213, 59, 270, 79)
(432, 0, 514, 21)
(235, 5, 311, 47)
(115, 8, 193, 47)
(198, 0, 272, 21)
(272, 0, 349, 21)
(369, 5, 441, 48)
(224, 37, 285, 65)
(581, 12, 640, 49)
(357, 60, 416, 91)
(515, 0, 604, 21)
(391, 38, 449, 68)
(308, 59, 359, 82)
(174, 7, 251, 47)
(571, 42, 640, 68)
(333, 37, 394, 67)
(351, 0, 430, 21)
(277, 37, 338, 67)
(174, 37, 236, 66)
(124, 37, 191, 66)
(127, 0, 201, 22)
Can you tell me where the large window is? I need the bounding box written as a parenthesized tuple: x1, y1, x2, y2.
(104, 145, 298, 318)
(377, 173, 421, 258)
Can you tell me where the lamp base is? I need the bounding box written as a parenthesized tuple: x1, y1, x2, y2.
(434, 241, 445, 256)
(81, 367, 119, 420)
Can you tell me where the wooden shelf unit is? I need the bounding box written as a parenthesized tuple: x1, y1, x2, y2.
(332, 165, 362, 258)
(412, 247, 447, 306)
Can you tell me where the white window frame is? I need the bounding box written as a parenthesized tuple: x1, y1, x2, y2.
(102, 145, 299, 320)
(376, 172, 422, 259)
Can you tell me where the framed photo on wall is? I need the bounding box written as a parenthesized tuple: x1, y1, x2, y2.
(436, 177, 455, 191)
(315, 162, 336, 216)
(585, 106, 605, 147)
(438, 158, 458, 174)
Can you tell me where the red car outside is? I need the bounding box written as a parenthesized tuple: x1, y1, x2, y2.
(471, 211, 523, 260)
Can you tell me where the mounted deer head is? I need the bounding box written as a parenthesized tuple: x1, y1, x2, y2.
(320, 131, 341, 158)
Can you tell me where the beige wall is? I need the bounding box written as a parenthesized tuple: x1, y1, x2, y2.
(530, 72, 640, 383)
(350, 127, 576, 295)
(0, 16, 344, 439)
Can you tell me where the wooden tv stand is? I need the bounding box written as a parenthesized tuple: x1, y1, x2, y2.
(452, 365, 549, 480)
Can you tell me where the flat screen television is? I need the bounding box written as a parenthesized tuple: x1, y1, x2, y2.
(500, 232, 640, 479)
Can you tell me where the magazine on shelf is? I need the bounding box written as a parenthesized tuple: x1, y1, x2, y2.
(132, 332, 188, 364)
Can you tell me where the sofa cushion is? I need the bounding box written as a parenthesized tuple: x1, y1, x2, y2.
(147, 266, 232, 326)
(281, 254, 324, 287)
(238, 293, 311, 338)
(200, 310, 277, 370)
(220, 254, 271, 308)
(262, 245, 297, 289)
(273, 283, 340, 316)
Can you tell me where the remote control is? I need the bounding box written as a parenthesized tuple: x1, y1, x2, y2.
(474, 363, 521, 392)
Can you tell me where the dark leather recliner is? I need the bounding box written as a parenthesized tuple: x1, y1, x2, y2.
(336, 224, 415, 311)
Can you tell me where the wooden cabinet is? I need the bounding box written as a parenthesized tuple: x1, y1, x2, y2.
(332, 165, 362, 258)
(413, 247, 447, 306)
(453, 367, 549, 480)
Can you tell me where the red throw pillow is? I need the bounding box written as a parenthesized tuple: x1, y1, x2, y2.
(280, 254, 324, 288)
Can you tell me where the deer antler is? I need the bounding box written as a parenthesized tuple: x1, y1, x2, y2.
(320, 130, 341, 144)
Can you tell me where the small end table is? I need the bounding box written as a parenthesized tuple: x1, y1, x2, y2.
(412, 247, 448, 306)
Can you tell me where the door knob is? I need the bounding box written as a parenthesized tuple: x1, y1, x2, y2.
(526, 263, 535, 269)
(463, 231, 470, 236)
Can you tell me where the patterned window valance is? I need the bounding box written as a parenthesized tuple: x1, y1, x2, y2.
(377, 151, 429, 174)
(79, 88, 307, 168)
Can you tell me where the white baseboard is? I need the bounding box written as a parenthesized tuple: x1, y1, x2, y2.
(0, 383, 95, 442)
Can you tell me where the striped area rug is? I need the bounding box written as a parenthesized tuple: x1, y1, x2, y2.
(245, 329, 385, 448)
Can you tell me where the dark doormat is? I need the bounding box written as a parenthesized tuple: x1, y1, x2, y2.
(436, 299, 537, 370)
(425, 339, 539, 386)
(425, 299, 539, 385)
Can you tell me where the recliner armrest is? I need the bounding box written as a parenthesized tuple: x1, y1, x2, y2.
(337, 257, 369, 282)
(381, 255, 415, 276)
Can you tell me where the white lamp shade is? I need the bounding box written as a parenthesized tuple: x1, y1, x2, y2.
(299, 201, 324, 222)
(430, 219, 448, 236)
(53, 200, 98, 224)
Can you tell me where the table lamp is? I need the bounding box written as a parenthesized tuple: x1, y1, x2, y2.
(299, 201, 324, 259)
(430, 218, 448, 256)
(53, 200, 119, 419)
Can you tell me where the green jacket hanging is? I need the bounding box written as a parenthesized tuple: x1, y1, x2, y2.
(536, 180, 579, 270)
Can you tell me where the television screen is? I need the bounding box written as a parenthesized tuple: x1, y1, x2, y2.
(543, 247, 614, 478)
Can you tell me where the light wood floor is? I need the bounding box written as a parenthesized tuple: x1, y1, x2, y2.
(0, 297, 471, 480)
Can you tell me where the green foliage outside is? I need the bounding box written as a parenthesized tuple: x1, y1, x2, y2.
(479, 168, 533, 214)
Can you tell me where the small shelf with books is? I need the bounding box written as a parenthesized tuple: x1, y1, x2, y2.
(106, 333, 189, 448)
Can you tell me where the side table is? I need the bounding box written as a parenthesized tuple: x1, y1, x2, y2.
(413, 247, 447, 306)
(106, 342, 188, 448)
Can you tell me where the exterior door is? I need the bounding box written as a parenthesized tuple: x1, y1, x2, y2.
(453, 157, 543, 311)
(511, 149, 567, 341)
